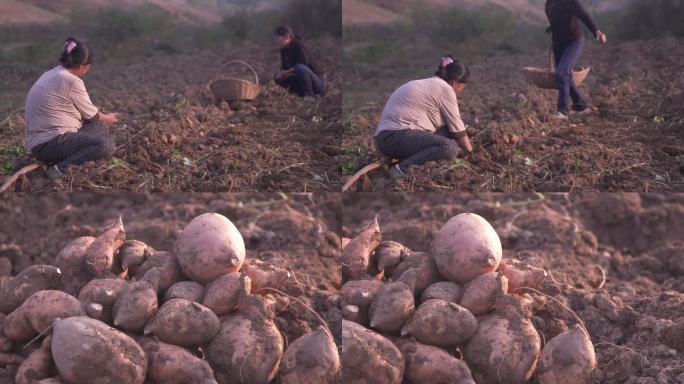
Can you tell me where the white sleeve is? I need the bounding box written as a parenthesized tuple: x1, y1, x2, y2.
(439, 88, 467, 134)
(70, 79, 99, 120)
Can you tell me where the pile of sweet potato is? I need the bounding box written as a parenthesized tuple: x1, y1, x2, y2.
(0, 213, 340, 384)
(339, 213, 596, 384)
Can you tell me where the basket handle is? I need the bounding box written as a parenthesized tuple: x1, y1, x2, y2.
(214, 60, 260, 85)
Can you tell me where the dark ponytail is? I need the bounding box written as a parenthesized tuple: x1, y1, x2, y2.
(435, 55, 469, 84)
(59, 37, 94, 68)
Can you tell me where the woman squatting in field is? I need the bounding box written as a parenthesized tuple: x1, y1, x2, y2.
(24, 38, 119, 180)
(545, 0, 607, 120)
(273, 25, 327, 98)
(374, 55, 473, 181)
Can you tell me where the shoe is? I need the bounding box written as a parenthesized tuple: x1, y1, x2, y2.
(551, 112, 569, 120)
(45, 164, 65, 180)
(388, 164, 406, 181)
(574, 107, 591, 115)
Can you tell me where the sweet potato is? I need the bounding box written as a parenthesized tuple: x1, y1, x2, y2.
(52, 316, 147, 384)
(144, 298, 220, 346)
(78, 278, 129, 325)
(340, 279, 382, 326)
(202, 272, 250, 315)
(420, 281, 463, 304)
(163, 281, 205, 303)
(133, 250, 182, 292)
(240, 259, 289, 293)
(0, 265, 62, 313)
(498, 258, 547, 293)
(86, 216, 126, 277)
(279, 327, 340, 384)
(392, 252, 439, 294)
(206, 295, 284, 384)
(0, 313, 13, 352)
(342, 320, 404, 384)
(464, 295, 541, 384)
(537, 325, 596, 384)
(176, 213, 246, 284)
(4, 290, 83, 341)
(368, 281, 415, 333)
(112, 276, 158, 332)
(15, 335, 53, 384)
(138, 337, 218, 384)
(396, 338, 474, 384)
(0, 352, 23, 366)
(36, 379, 64, 384)
(54, 236, 96, 295)
(120, 240, 154, 272)
(432, 213, 502, 284)
(401, 299, 478, 347)
(375, 241, 410, 277)
(460, 272, 508, 316)
(341, 216, 381, 280)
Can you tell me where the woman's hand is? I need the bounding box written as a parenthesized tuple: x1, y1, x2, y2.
(100, 112, 119, 125)
(597, 31, 608, 45)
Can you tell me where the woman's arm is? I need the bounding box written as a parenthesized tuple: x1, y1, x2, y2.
(572, 0, 599, 38)
(439, 89, 473, 153)
(448, 130, 473, 153)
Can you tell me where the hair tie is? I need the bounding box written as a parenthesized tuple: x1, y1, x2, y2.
(440, 56, 454, 68)
(65, 41, 77, 54)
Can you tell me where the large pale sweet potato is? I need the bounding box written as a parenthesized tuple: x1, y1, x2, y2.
(51, 317, 147, 384)
(537, 325, 596, 384)
(279, 327, 340, 384)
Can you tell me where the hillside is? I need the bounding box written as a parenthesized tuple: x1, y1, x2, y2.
(0, 0, 281, 25)
(343, 0, 633, 25)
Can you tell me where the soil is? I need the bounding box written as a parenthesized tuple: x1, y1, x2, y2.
(0, 37, 342, 192)
(0, 192, 342, 383)
(342, 193, 684, 384)
(341, 37, 684, 192)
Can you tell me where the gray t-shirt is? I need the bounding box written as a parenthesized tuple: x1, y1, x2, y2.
(375, 76, 467, 136)
(25, 66, 99, 150)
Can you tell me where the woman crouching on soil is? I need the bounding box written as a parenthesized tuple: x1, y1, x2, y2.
(273, 25, 327, 98)
(374, 55, 473, 181)
(25, 37, 119, 180)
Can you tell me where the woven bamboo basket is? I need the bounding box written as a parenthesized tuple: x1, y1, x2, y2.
(208, 60, 261, 102)
(522, 49, 591, 89)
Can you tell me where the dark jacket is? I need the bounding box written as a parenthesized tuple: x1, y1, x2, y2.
(545, 0, 598, 46)
(280, 37, 322, 76)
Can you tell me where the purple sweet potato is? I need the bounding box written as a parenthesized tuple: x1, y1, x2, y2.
(0, 314, 13, 352)
(86, 217, 126, 277)
(15, 335, 53, 384)
(202, 272, 250, 316)
(120, 240, 154, 272)
(240, 259, 290, 293)
(206, 295, 284, 384)
(432, 213, 502, 284)
(279, 327, 340, 384)
(163, 281, 206, 303)
(420, 281, 463, 304)
(460, 272, 508, 316)
(112, 276, 158, 332)
(0, 265, 62, 313)
(368, 281, 415, 333)
(537, 325, 596, 384)
(396, 338, 474, 384)
(341, 217, 381, 280)
(401, 299, 478, 347)
(342, 320, 404, 384)
(144, 299, 220, 347)
(3, 290, 83, 341)
(375, 241, 411, 277)
(464, 294, 541, 384)
(175, 213, 246, 284)
(139, 337, 218, 384)
(339, 279, 382, 325)
(54, 236, 96, 295)
(36, 378, 64, 384)
(78, 278, 129, 325)
(133, 250, 182, 292)
(52, 317, 147, 384)
(392, 252, 439, 294)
